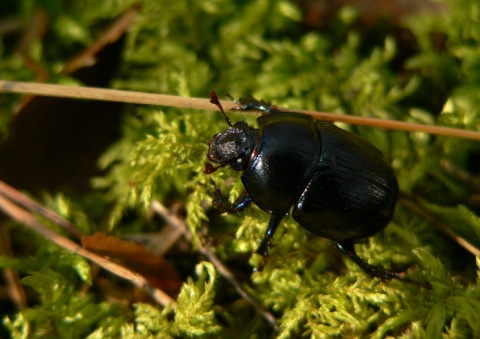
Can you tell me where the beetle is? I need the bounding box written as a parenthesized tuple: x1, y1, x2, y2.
(206, 91, 407, 281)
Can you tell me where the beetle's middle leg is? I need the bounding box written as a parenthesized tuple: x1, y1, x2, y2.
(253, 214, 284, 271)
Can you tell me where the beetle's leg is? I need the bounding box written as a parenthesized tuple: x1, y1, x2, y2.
(212, 188, 252, 213)
(256, 214, 283, 257)
(231, 97, 279, 115)
(254, 214, 283, 272)
(338, 242, 431, 288)
(337, 242, 406, 281)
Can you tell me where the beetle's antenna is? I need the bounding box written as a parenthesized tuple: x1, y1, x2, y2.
(209, 91, 233, 127)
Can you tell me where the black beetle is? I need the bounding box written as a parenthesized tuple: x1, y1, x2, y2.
(206, 92, 405, 281)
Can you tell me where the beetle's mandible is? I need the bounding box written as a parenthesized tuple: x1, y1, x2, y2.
(206, 91, 404, 281)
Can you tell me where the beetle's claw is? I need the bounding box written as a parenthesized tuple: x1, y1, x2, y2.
(253, 256, 269, 273)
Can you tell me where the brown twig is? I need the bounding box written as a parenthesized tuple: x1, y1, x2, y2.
(1, 80, 480, 140)
(0, 227, 28, 310)
(15, 10, 49, 83)
(0, 182, 176, 307)
(62, 4, 141, 74)
(440, 159, 480, 192)
(0, 181, 83, 239)
(399, 192, 480, 257)
(150, 200, 280, 332)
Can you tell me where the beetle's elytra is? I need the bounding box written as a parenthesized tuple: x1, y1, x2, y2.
(206, 92, 405, 281)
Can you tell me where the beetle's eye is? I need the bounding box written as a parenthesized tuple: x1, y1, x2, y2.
(232, 153, 245, 164)
(230, 153, 247, 171)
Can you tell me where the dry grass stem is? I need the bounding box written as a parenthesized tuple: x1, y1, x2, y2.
(1, 80, 479, 140)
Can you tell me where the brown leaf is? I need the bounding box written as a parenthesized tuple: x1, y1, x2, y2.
(82, 232, 182, 298)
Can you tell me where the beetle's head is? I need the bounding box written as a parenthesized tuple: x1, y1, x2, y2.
(206, 91, 258, 173)
(207, 122, 258, 171)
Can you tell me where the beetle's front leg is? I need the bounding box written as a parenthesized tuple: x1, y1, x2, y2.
(212, 188, 252, 214)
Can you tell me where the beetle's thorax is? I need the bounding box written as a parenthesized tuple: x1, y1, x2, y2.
(207, 121, 259, 171)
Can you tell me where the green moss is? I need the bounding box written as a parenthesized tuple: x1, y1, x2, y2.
(1, 0, 480, 337)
